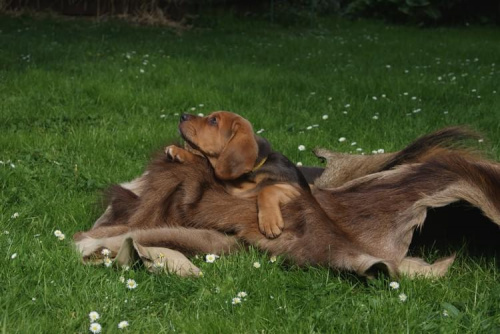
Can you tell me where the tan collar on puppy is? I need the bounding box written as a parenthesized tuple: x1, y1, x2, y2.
(251, 156, 267, 172)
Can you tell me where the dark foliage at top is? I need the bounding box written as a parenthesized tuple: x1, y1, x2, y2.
(3, 0, 500, 25)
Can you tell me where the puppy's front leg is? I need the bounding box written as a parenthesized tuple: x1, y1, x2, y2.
(257, 184, 301, 239)
(165, 145, 198, 163)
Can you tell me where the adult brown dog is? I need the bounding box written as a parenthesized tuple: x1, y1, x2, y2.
(164, 111, 311, 238)
(74, 127, 500, 278)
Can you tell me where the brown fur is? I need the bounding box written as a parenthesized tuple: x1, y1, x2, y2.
(74, 130, 500, 278)
(314, 126, 479, 188)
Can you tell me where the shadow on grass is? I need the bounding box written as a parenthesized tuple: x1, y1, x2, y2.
(409, 201, 500, 267)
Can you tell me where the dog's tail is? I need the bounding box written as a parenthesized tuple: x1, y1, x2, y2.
(381, 126, 481, 171)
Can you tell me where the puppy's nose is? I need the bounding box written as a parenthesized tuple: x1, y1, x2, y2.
(180, 113, 192, 123)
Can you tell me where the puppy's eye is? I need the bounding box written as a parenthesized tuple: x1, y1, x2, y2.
(208, 117, 218, 126)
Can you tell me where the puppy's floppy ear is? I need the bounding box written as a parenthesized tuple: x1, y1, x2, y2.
(215, 119, 258, 180)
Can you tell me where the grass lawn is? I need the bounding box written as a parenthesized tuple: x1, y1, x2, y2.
(1, 14, 499, 333)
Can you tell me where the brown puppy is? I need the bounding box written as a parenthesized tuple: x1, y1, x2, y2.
(165, 111, 310, 238)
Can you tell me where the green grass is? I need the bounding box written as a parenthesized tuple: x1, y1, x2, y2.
(1, 14, 500, 333)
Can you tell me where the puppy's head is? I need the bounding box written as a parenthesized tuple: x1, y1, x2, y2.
(179, 111, 258, 180)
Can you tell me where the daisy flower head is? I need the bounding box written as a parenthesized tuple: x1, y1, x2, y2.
(89, 311, 100, 322)
(54, 230, 63, 237)
(232, 297, 242, 305)
(270, 255, 277, 263)
(153, 258, 165, 269)
(298, 145, 306, 151)
(389, 281, 400, 290)
(443, 310, 449, 317)
(296, 162, 303, 167)
(237, 291, 247, 298)
(205, 254, 219, 263)
(338, 137, 346, 142)
(11, 253, 17, 260)
(57, 233, 66, 241)
(119, 276, 125, 283)
(89, 322, 102, 334)
(253, 262, 261, 269)
(101, 248, 111, 257)
(322, 114, 329, 120)
(398, 293, 407, 302)
(103, 257, 113, 268)
(118, 320, 129, 329)
(126, 279, 138, 290)
(11, 212, 19, 219)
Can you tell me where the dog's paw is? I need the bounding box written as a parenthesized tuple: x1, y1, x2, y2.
(258, 209, 284, 239)
(165, 145, 186, 163)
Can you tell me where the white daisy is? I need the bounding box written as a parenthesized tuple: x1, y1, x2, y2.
(237, 291, 248, 298)
(389, 281, 400, 290)
(322, 114, 329, 120)
(443, 310, 449, 317)
(89, 311, 100, 322)
(298, 145, 306, 151)
(126, 279, 138, 289)
(89, 322, 102, 334)
(296, 162, 303, 167)
(54, 230, 63, 237)
(57, 234, 65, 241)
(11, 253, 17, 259)
(338, 137, 346, 142)
(205, 254, 219, 263)
(119, 276, 125, 283)
(101, 248, 111, 257)
(232, 297, 242, 305)
(118, 320, 129, 329)
(11, 212, 19, 219)
(103, 257, 113, 267)
(253, 262, 261, 269)
(398, 293, 407, 302)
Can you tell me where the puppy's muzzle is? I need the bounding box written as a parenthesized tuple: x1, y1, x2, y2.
(180, 113, 196, 123)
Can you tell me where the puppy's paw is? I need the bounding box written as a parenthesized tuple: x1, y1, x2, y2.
(165, 145, 186, 163)
(258, 208, 284, 239)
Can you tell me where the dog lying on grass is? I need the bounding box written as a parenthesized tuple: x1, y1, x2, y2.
(74, 126, 500, 278)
